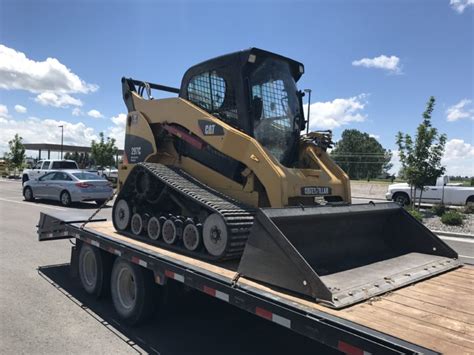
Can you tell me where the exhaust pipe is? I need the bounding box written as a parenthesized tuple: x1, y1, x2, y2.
(238, 203, 460, 308)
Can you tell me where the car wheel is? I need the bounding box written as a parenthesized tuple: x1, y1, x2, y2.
(60, 190, 72, 207)
(23, 186, 34, 201)
(393, 192, 410, 206)
(95, 199, 107, 206)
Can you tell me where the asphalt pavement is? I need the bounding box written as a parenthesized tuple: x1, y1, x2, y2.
(0, 179, 337, 355)
(1, 179, 472, 354)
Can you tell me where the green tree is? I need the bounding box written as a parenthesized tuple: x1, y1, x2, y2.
(396, 96, 447, 209)
(4, 134, 26, 170)
(330, 129, 392, 179)
(64, 151, 91, 168)
(91, 132, 118, 167)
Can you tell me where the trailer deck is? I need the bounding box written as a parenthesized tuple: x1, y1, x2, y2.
(39, 213, 474, 355)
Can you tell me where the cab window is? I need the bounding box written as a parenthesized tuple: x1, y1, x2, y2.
(52, 172, 72, 181)
(39, 172, 55, 181)
(187, 71, 238, 124)
(33, 161, 43, 169)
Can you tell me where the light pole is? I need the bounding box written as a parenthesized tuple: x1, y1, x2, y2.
(304, 89, 312, 134)
(58, 125, 64, 159)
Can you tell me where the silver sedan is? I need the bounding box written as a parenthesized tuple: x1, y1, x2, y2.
(23, 170, 114, 207)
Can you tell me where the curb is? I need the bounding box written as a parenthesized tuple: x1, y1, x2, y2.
(432, 230, 474, 239)
(352, 196, 387, 201)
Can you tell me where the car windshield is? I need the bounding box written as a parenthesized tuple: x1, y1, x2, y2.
(72, 172, 106, 181)
(250, 58, 300, 164)
(51, 161, 77, 169)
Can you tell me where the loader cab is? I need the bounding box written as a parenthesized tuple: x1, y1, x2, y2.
(180, 48, 305, 167)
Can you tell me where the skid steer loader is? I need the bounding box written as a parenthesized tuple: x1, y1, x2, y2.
(113, 48, 459, 308)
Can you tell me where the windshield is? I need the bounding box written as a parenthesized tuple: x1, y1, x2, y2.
(72, 172, 106, 181)
(250, 58, 300, 164)
(51, 161, 78, 169)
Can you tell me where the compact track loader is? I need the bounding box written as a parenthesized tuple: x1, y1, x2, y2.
(113, 48, 459, 308)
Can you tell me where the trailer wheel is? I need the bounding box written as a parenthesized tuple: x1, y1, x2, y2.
(78, 243, 111, 298)
(110, 258, 157, 325)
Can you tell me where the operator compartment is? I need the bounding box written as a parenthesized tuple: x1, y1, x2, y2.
(238, 202, 460, 308)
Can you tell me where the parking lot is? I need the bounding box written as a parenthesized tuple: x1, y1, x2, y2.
(0, 179, 342, 355)
(1, 179, 472, 354)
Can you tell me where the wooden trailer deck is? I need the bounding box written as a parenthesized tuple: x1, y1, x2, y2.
(89, 221, 474, 355)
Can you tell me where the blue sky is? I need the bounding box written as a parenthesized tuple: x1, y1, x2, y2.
(0, 0, 473, 175)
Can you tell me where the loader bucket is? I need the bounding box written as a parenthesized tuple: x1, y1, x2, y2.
(238, 202, 460, 308)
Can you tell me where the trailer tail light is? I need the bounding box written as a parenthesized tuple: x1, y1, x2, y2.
(76, 182, 92, 188)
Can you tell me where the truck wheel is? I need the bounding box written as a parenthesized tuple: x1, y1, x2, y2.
(23, 186, 34, 201)
(467, 196, 474, 207)
(60, 190, 72, 207)
(110, 258, 157, 325)
(393, 192, 410, 206)
(78, 244, 112, 298)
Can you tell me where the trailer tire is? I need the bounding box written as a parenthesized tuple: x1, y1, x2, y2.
(78, 243, 112, 298)
(110, 258, 157, 325)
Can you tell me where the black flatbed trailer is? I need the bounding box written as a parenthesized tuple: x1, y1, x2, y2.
(38, 211, 474, 355)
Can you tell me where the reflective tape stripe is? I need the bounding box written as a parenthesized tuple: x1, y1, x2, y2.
(338, 341, 372, 355)
(165, 270, 184, 283)
(203, 286, 229, 302)
(131, 256, 147, 267)
(255, 307, 291, 329)
(107, 246, 121, 256)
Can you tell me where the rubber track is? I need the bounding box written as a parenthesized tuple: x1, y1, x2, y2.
(118, 162, 255, 260)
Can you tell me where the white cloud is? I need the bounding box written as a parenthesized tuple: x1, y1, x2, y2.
(306, 94, 368, 130)
(107, 113, 127, 149)
(72, 108, 83, 116)
(87, 109, 104, 118)
(389, 139, 474, 176)
(111, 113, 127, 126)
(450, 0, 474, 13)
(352, 55, 401, 74)
(34, 92, 83, 108)
(14, 104, 27, 113)
(0, 104, 10, 118)
(446, 99, 474, 122)
(0, 44, 98, 94)
(0, 116, 98, 156)
(443, 139, 474, 176)
(369, 133, 380, 139)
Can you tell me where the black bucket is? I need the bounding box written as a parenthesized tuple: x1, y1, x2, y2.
(237, 203, 459, 308)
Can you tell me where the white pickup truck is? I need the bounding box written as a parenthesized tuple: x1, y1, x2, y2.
(386, 176, 474, 206)
(22, 159, 79, 184)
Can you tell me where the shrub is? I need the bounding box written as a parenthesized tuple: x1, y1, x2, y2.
(431, 204, 446, 217)
(462, 203, 474, 214)
(407, 208, 423, 222)
(441, 210, 463, 226)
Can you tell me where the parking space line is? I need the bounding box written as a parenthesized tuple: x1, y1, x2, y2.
(0, 197, 65, 211)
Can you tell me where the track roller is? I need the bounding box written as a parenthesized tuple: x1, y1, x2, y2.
(183, 220, 202, 251)
(147, 216, 161, 240)
(131, 213, 143, 235)
(162, 218, 178, 244)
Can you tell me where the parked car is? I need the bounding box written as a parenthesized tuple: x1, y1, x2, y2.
(97, 166, 118, 184)
(23, 170, 113, 207)
(386, 176, 474, 206)
(22, 159, 79, 184)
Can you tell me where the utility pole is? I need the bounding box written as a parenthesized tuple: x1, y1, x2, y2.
(304, 89, 312, 134)
(58, 125, 64, 159)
